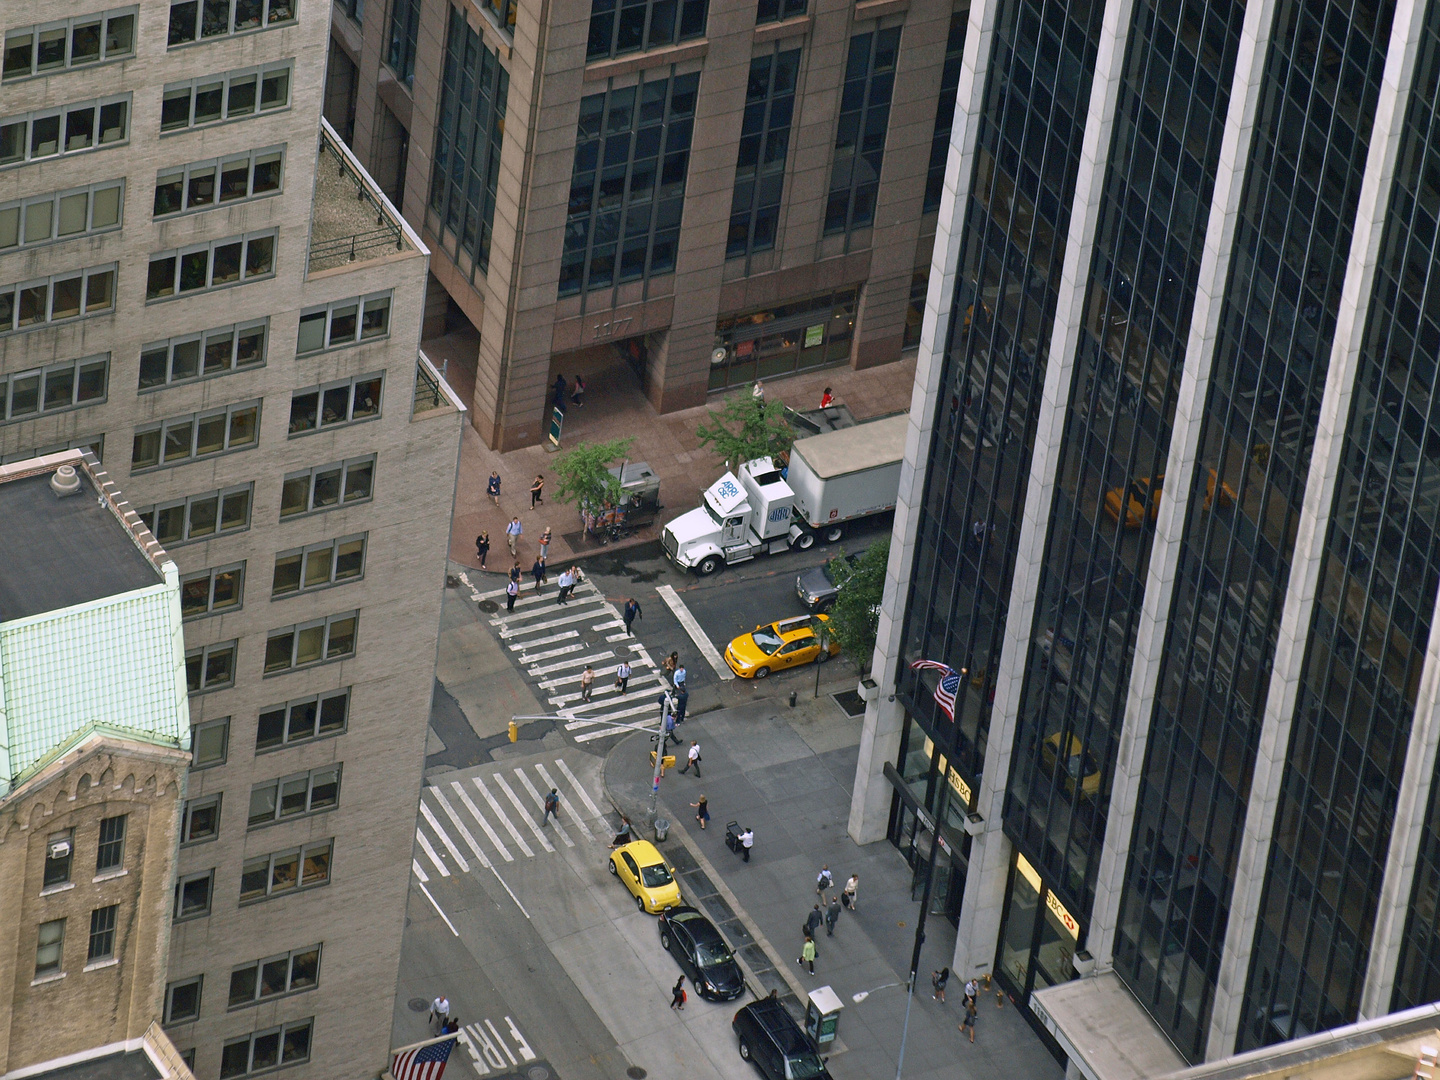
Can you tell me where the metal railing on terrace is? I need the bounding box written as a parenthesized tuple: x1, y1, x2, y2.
(308, 120, 413, 274)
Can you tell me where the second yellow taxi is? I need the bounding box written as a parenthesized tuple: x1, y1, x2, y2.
(724, 614, 841, 679)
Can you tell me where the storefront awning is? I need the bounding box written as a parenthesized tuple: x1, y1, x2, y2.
(1030, 971, 1185, 1080)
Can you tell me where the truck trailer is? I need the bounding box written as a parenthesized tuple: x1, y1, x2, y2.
(662, 413, 906, 574)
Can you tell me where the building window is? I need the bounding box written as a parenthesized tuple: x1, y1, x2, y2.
(2, 9, 136, 80)
(146, 231, 276, 301)
(428, 10, 508, 280)
(167, 0, 295, 46)
(43, 830, 74, 887)
(180, 794, 221, 844)
(181, 564, 245, 619)
(184, 642, 238, 694)
(903, 269, 927, 348)
(248, 767, 341, 828)
(295, 293, 391, 354)
(586, 0, 706, 60)
(138, 321, 266, 390)
(164, 975, 203, 1025)
(272, 536, 366, 596)
(0, 96, 129, 167)
(86, 905, 118, 962)
(220, 1018, 313, 1077)
(240, 841, 332, 903)
(0, 265, 116, 335)
(754, 0, 803, 23)
(280, 457, 375, 518)
(131, 401, 260, 472)
(728, 48, 799, 259)
(173, 870, 214, 920)
(96, 815, 126, 873)
(256, 690, 350, 750)
(154, 146, 283, 217)
(35, 919, 65, 978)
(561, 72, 698, 297)
(264, 612, 358, 673)
(0, 181, 123, 252)
(3, 435, 104, 465)
(192, 718, 230, 768)
(288, 376, 381, 437)
(710, 288, 858, 390)
(1, 355, 108, 424)
(160, 63, 291, 132)
(228, 945, 321, 1008)
(386, 0, 419, 84)
(824, 27, 901, 235)
(478, 0, 516, 33)
(138, 484, 253, 546)
(923, 12, 965, 213)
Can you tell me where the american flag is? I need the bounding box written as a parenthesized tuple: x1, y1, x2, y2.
(390, 1035, 456, 1080)
(910, 660, 960, 721)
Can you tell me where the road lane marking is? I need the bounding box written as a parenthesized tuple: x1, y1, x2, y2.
(514, 767, 575, 848)
(517, 641, 588, 664)
(547, 672, 662, 705)
(493, 773, 555, 853)
(656, 584, 735, 680)
(486, 1020, 519, 1066)
(472, 776, 533, 856)
(535, 763, 594, 842)
(527, 650, 615, 676)
(450, 780, 513, 862)
(508, 630, 579, 651)
(555, 757, 606, 818)
(430, 786, 493, 868)
(415, 828, 450, 877)
(496, 608, 608, 636)
(418, 880, 459, 936)
(564, 701, 659, 726)
(412, 858, 429, 883)
(420, 801, 470, 872)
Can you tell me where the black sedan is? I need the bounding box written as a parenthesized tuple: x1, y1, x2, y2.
(658, 906, 746, 1001)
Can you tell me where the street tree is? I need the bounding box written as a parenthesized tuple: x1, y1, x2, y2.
(552, 437, 635, 514)
(827, 537, 890, 674)
(694, 395, 794, 470)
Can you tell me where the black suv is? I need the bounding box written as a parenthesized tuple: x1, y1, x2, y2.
(732, 998, 832, 1080)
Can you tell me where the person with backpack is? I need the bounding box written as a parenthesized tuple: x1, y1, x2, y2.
(615, 660, 632, 694)
(932, 967, 950, 1002)
(680, 741, 701, 776)
(542, 788, 559, 825)
(505, 578, 519, 613)
(816, 865, 833, 896)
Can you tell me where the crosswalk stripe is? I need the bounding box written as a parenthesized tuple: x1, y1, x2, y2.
(472, 776, 534, 857)
(493, 773, 555, 853)
(656, 583, 735, 680)
(420, 801, 470, 873)
(574, 725, 632, 744)
(591, 620, 624, 631)
(508, 630, 579, 651)
(498, 608, 612, 638)
(412, 858, 429, 883)
(450, 780, 512, 862)
(564, 701, 661, 726)
(528, 650, 615, 676)
(554, 757, 606, 819)
(429, 787, 493, 869)
(534, 763, 595, 842)
(548, 672, 663, 705)
(415, 828, 451, 877)
(517, 641, 588, 664)
(495, 592, 606, 622)
(514, 768, 575, 848)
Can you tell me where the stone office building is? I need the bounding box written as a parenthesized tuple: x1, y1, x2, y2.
(0, 0, 464, 1075)
(326, 0, 972, 449)
(850, 0, 1440, 1074)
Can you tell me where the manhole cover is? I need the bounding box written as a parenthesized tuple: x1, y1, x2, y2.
(477, 599, 499, 613)
(527, 1067, 552, 1080)
(407, 997, 428, 1013)
(626, 1068, 647, 1079)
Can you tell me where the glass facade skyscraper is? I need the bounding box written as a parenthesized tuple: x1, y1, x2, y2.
(852, 0, 1440, 1071)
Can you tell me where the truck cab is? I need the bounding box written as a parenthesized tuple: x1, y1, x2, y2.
(661, 459, 799, 574)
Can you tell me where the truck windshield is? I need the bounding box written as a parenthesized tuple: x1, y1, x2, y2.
(751, 627, 785, 654)
(702, 497, 725, 526)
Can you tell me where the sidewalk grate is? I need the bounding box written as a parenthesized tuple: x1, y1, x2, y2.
(831, 689, 867, 717)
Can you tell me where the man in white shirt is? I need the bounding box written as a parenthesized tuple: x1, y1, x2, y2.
(680, 740, 701, 776)
(740, 827, 754, 862)
(556, 567, 574, 605)
(615, 661, 631, 694)
(429, 995, 450, 1032)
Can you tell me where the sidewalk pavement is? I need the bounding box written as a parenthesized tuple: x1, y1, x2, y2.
(422, 327, 917, 577)
(601, 695, 1065, 1080)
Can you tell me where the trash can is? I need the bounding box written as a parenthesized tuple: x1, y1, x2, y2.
(654, 818, 670, 842)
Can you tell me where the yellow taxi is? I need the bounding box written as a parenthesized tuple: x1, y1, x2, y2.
(1041, 733, 1101, 800)
(724, 614, 841, 679)
(608, 840, 682, 913)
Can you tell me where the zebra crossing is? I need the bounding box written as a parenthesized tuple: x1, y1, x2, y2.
(410, 753, 610, 883)
(455, 569, 669, 746)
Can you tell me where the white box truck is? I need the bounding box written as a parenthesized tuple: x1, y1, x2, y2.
(662, 413, 906, 574)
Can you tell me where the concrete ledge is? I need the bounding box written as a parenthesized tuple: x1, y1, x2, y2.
(753, 14, 812, 43)
(854, 0, 909, 17)
(584, 40, 709, 82)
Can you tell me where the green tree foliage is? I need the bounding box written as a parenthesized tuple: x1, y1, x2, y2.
(694, 395, 795, 469)
(552, 438, 635, 513)
(826, 538, 890, 674)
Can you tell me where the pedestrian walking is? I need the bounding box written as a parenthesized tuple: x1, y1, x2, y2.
(487, 471, 501, 506)
(429, 995, 450, 1033)
(556, 567, 574, 604)
(816, 865, 833, 896)
(580, 665, 595, 702)
(798, 934, 816, 976)
(673, 688, 689, 724)
(691, 794, 710, 829)
(680, 741, 701, 776)
(505, 578, 519, 612)
(531, 557, 546, 592)
(615, 661, 632, 694)
(820, 387, 834, 408)
(553, 374, 568, 412)
(669, 975, 686, 1010)
(932, 967, 950, 1002)
(803, 904, 824, 940)
(506, 516, 523, 555)
(673, 663, 687, 692)
(530, 474, 545, 508)
(539, 526, 552, 560)
(623, 598, 642, 634)
(662, 703, 676, 738)
(963, 978, 978, 1007)
(542, 788, 560, 825)
(475, 531, 490, 567)
(662, 652, 678, 679)
(753, 380, 765, 411)
(572, 375, 586, 406)
(739, 826, 754, 862)
(510, 560, 522, 583)
(960, 998, 977, 1043)
(825, 895, 841, 937)
(841, 874, 859, 910)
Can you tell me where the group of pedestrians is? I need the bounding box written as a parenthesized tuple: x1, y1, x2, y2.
(796, 868, 859, 975)
(930, 969, 984, 1043)
(477, 469, 549, 573)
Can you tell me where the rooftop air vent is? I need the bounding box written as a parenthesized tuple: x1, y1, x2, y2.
(50, 464, 81, 498)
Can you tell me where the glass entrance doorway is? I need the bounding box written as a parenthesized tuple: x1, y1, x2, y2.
(893, 803, 962, 918)
(995, 850, 1081, 1005)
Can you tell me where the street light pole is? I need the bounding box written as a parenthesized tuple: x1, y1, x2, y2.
(895, 779, 951, 1080)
